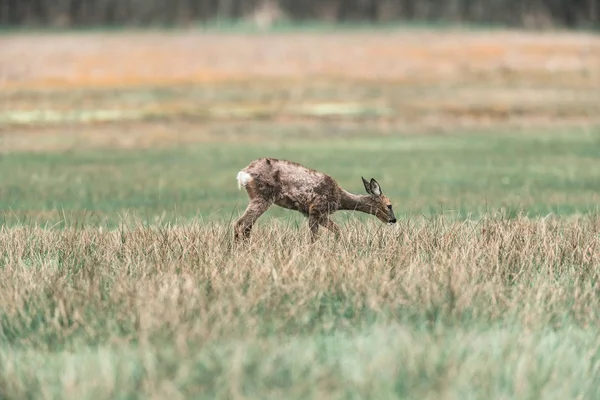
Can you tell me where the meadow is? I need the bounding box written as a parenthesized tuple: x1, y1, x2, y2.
(1, 27, 600, 399)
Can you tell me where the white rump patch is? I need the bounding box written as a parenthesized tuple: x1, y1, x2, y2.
(236, 171, 253, 190)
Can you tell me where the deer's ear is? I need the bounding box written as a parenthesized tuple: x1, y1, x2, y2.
(370, 178, 382, 196)
(362, 177, 373, 195)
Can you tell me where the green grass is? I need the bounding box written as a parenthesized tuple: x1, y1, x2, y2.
(3, 325, 598, 399)
(2, 125, 600, 227)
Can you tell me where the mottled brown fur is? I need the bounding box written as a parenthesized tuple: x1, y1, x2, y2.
(234, 158, 396, 241)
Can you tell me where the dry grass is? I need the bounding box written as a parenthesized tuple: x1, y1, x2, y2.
(1, 216, 600, 398)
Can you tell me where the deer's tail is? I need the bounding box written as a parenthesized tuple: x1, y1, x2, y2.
(236, 170, 253, 190)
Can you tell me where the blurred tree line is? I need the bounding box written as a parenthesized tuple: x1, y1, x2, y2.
(0, 0, 598, 29)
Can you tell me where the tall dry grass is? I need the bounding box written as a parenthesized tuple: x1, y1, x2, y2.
(1, 215, 600, 398)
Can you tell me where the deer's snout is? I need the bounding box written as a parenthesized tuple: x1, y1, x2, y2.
(388, 209, 397, 224)
(377, 205, 396, 224)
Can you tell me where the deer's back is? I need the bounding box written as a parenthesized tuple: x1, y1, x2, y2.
(243, 158, 340, 210)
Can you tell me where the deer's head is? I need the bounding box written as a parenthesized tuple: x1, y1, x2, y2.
(361, 177, 396, 225)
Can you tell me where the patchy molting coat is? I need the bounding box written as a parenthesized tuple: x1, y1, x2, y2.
(240, 158, 341, 216)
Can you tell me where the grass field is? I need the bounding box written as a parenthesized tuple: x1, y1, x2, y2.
(1, 27, 600, 399)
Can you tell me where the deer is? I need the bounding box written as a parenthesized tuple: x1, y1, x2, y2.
(234, 157, 396, 242)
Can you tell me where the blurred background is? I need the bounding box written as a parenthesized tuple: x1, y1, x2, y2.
(1, 1, 599, 227)
(1, 0, 599, 29)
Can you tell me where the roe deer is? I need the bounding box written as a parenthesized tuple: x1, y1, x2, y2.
(234, 157, 396, 241)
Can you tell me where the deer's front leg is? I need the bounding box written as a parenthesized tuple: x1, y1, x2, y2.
(320, 217, 340, 237)
(234, 198, 272, 241)
(308, 213, 321, 243)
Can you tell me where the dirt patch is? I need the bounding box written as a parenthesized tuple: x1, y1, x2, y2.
(1, 29, 599, 89)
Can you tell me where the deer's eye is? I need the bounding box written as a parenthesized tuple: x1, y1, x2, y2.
(387, 205, 393, 210)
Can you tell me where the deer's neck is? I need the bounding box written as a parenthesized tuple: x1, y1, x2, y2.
(339, 190, 374, 214)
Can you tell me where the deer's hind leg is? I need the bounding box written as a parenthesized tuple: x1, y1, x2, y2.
(234, 197, 272, 241)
